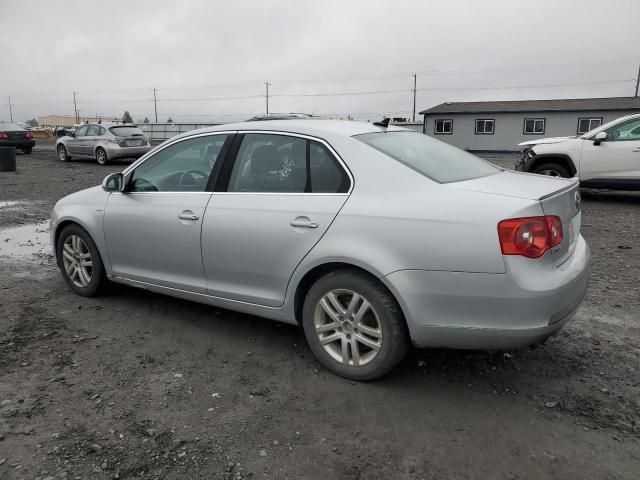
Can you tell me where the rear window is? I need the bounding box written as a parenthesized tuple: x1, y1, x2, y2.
(356, 131, 500, 183)
(109, 126, 144, 137)
(1, 123, 24, 131)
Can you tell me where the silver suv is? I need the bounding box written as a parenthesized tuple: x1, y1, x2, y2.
(56, 123, 152, 165)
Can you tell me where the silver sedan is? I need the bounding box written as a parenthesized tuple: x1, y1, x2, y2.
(50, 120, 590, 380)
(56, 122, 152, 165)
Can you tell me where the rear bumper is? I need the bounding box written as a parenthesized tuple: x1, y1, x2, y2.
(103, 144, 151, 159)
(0, 140, 35, 149)
(385, 235, 590, 349)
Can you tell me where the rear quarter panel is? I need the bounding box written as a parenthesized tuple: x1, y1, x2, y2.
(286, 138, 544, 300)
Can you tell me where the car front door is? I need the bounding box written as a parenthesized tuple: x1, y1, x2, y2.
(67, 125, 88, 155)
(202, 132, 352, 307)
(580, 117, 640, 182)
(103, 132, 233, 293)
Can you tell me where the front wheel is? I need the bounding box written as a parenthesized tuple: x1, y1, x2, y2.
(57, 145, 70, 162)
(95, 147, 108, 165)
(302, 270, 409, 381)
(57, 224, 107, 297)
(533, 163, 570, 178)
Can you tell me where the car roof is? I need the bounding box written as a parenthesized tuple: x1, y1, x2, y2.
(176, 119, 410, 140)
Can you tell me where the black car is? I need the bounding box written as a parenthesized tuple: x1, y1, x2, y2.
(0, 122, 36, 154)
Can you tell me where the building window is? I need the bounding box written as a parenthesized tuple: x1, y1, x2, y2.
(524, 118, 545, 135)
(577, 117, 602, 134)
(475, 119, 495, 135)
(434, 119, 453, 135)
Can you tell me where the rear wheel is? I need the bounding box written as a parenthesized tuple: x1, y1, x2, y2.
(22, 148, 32, 155)
(533, 163, 570, 178)
(57, 224, 106, 297)
(302, 269, 409, 381)
(96, 147, 108, 165)
(57, 145, 70, 162)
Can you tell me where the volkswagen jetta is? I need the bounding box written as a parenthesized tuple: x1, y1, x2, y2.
(50, 120, 590, 380)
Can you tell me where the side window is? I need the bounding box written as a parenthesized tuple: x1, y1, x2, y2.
(87, 125, 100, 136)
(309, 142, 349, 193)
(605, 118, 640, 142)
(130, 134, 229, 192)
(228, 134, 307, 193)
(98, 126, 106, 136)
(227, 134, 349, 194)
(74, 125, 88, 137)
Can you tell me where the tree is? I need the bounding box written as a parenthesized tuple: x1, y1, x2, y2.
(25, 118, 39, 127)
(122, 111, 133, 123)
(143, 117, 150, 123)
(167, 117, 174, 123)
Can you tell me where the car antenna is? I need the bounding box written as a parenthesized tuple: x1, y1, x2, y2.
(373, 117, 390, 128)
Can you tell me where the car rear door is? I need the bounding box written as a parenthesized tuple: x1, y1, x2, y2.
(84, 125, 101, 157)
(103, 132, 233, 293)
(201, 132, 352, 307)
(580, 117, 640, 182)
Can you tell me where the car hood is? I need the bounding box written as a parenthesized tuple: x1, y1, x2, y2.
(518, 136, 575, 147)
(451, 170, 577, 200)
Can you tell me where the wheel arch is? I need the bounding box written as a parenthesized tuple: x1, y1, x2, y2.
(53, 218, 109, 273)
(291, 261, 409, 328)
(528, 153, 577, 177)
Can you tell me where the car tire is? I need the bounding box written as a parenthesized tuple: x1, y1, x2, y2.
(96, 147, 108, 165)
(57, 145, 70, 162)
(533, 163, 570, 178)
(302, 269, 409, 381)
(56, 224, 107, 297)
(22, 148, 32, 155)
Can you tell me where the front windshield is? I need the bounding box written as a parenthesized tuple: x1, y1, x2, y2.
(356, 131, 500, 183)
(581, 115, 640, 138)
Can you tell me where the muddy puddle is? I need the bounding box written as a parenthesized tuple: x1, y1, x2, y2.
(0, 221, 52, 262)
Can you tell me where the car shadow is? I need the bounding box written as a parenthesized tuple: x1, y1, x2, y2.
(580, 188, 640, 205)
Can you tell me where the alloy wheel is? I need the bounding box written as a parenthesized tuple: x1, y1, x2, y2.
(58, 146, 67, 161)
(62, 235, 93, 288)
(96, 149, 107, 165)
(313, 289, 382, 366)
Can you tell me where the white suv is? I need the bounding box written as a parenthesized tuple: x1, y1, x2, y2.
(515, 113, 640, 190)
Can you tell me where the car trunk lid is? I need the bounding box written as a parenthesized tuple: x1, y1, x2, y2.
(453, 170, 581, 265)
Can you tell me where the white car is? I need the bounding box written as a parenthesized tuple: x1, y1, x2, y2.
(515, 113, 640, 190)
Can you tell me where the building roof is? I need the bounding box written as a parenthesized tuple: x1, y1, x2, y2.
(420, 97, 640, 115)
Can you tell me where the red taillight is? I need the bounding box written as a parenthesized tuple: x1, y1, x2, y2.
(498, 215, 563, 259)
(0, 133, 8, 140)
(25, 131, 33, 138)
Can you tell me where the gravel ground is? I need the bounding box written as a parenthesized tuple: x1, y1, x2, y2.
(0, 143, 638, 479)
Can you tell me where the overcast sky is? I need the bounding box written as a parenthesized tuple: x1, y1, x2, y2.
(1, 0, 639, 123)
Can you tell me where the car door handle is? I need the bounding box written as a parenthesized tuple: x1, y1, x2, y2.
(290, 219, 318, 229)
(632, 148, 640, 152)
(178, 211, 199, 221)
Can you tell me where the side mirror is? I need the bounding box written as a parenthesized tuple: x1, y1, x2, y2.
(102, 172, 125, 192)
(593, 131, 607, 146)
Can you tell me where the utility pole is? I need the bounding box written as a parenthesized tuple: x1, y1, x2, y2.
(635, 64, 640, 97)
(265, 81, 270, 115)
(412, 73, 417, 122)
(73, 92, 79, 123)
(8, 96, 13, 122)
(153, 88, 158, 123)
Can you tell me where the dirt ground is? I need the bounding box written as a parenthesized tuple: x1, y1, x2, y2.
(0, 143, 638, 479)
